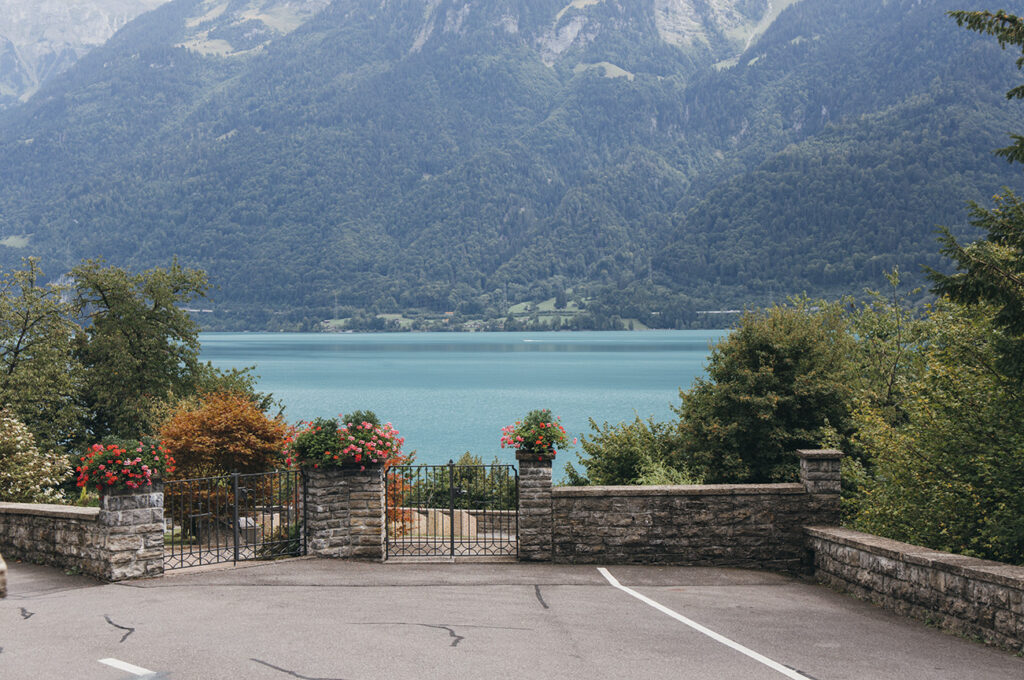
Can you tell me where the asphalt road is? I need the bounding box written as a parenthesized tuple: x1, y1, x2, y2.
(1, 558, 1022, 679)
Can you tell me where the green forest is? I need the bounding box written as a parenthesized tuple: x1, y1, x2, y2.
(0, 0, 1022, 329)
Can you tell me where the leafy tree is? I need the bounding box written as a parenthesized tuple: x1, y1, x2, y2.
(0, 409, 68, 503)
(190, 362, 281, 416)
(72, 259, 209, 440)
(847, 269, 931, 423)
(849, 301, 1024, 564)
(564, 416, 698, 486)
(929, 190, 1024, 379)
(159, 391, 288, 478)
(0, 259, 82, 453)
(928, 11, 1024, 380)
(675, 298, 856, 483)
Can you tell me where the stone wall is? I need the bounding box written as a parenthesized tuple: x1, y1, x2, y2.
(466, 509, 516, 535)
(807, 526, 1024, 652)
(305, 464, 385, 559)
(516, 454, 553, 561)
(0, 502, 104, 575)
(0, 484, 165, 582)
(553, 484, 821, 571)
(97, 484, 165, 581)
(549, 449, 842, 572)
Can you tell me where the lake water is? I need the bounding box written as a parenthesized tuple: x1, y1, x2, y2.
(198, 330, 727, 479)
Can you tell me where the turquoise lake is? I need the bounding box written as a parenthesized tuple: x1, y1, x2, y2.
(198, 330, 727, 479)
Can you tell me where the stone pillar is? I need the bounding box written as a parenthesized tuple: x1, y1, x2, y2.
(305, 463, 385, 560)
(97, 483, 165, 581)
(796, 449, 843, 525)
(516, 452, 553, 561)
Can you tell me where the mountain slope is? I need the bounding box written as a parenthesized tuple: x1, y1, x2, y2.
(0, 0, 168, 107)
(0, 0, 1021, 329)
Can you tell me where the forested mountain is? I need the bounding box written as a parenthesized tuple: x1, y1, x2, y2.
(0, 0, 1021, 330)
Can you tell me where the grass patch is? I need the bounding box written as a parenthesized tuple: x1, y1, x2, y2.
(574, 62, 635, 80)
(0, 235, 29, 248)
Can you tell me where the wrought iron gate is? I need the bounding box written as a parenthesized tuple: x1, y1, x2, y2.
(386, 461, 518, 558)
(163, 469, 305, 570)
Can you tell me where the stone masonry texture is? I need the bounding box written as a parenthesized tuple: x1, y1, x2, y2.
(305, 464, 385, 559)
(807, 526, 1024, 653)
(0, 483, 165, 582)
(547, 449, 843, 572)
(516, 454, 553, 561)
(552, 484, 827, 572)
(98, 484, 165, 581)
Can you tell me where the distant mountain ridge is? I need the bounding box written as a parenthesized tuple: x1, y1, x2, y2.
(0, 0, 1021, 330)
(0, 0, 168, 107)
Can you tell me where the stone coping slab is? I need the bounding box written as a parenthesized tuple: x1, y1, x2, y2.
(554, 483, 805, 497)
(795, 448, 844, 459)
(806, 526, 1024, 589)
(0, 502, 99, 521)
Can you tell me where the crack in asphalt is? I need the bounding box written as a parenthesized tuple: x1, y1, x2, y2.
(416, 623, 465, 647)
(535, 584, 550, 609)
(251, 658, 348, 680)
(104, 615, 135, 643)
(360, 621, 530, 647)
(784, 667, 821, 680)
(19, 608, 34, 619)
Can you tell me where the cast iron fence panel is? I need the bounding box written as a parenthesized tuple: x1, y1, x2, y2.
(164, 469, 305, 570)
(386, 461, 518, 558)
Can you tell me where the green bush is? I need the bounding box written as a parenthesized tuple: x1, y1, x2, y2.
(565, 416, 698, 486)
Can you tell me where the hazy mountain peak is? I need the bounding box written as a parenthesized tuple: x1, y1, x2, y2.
(0, 0, 167, 105)
(175, 0, 332, 56)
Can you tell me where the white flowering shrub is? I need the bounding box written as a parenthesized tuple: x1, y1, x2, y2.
(0, 409, 67, 502)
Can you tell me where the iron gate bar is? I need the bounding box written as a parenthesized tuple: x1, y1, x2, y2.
(385, 460, 519, 559)
(163, 469, 306, 571)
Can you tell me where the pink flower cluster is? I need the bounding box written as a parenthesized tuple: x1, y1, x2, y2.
(76, 442, 175, 491)
(499, 409, 575, 458)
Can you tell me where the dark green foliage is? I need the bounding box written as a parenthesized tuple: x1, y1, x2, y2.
(71, 259, 209, 440)
(850, 302, 1024, 564)
(342, 410, 381, 428)
(675, 299, 856, 483)
(929, 191, 1024, 379)
(564, 416, 695, 486)
(290, 417, 342, 462)
(0, 258, 82, 453)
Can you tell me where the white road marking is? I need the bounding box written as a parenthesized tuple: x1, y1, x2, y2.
(597, 567, 809, 680)
(98, 658, 154, 676)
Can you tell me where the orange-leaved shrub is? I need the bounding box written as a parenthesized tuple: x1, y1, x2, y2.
(159, 391, 288, 479)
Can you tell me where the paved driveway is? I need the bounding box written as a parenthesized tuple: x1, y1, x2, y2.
(2, 558, 1022, 679)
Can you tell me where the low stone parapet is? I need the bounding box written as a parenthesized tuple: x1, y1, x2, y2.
(806, 526, 1024, 652)
(552, 483, 822, 571)
(0, 502, 105, 576)
(0, 484, 165, 582)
